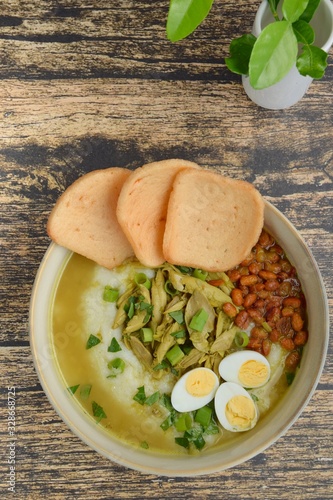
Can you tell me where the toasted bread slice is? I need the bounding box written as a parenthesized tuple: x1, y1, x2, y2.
(47, 168, 134, 269)
(163, 168, 264, 272)
(116, 159, 201, 267)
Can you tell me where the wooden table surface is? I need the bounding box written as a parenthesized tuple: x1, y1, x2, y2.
(1, 1, 332, 498)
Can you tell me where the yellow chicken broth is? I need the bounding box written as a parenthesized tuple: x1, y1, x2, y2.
(52, 253, 289, 455)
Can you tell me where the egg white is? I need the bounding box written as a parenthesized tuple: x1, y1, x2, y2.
(218, 350, 271, 388)
(171, 367, 219, 413)
(214, 382, 258, 432)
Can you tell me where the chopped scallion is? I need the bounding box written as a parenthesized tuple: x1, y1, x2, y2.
(103, 285, 119, 302)
(262, 321, 272, 333)
(141, 327, 153, 343)
(175, 413, 192, 432)
(176, 266, 193, 274)
(134, 273, 151, 290)
(140, 441, 149, 449)
(189, 309, 208, 332)
(160, 394, 173, 412)
(107, 358, 125, 377)
(160, 414, 174, 431)
(235, 331, 249, 348)
(193, 269, 208, 281)
(145, 391, 160, 406)
(194, 406, 212, 428)
(86, 334, 101, 349)
(193, 434, 206, 450)
(164, 280, 177, 296)
(204, 420, 220, 435)
(165, 344, 185, 366)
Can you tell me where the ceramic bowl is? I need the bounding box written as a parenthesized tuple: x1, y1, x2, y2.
(29, 200, 329, 476)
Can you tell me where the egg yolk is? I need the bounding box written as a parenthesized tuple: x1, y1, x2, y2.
(225, 396, 255, 429)
(238, 360, 269, 387)
(185, 370, 216, 397)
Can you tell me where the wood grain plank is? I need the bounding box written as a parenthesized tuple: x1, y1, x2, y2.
(0, 0, 331, 82)
(1, 0, 332, 496)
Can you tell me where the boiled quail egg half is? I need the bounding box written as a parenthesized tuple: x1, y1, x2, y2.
(214, 381, 258, 432)
(171, 367, 219, 412)
(218, 350, 271, 388)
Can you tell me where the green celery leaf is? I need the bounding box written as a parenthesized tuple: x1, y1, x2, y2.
(249, 21, 298, 89)
(282, 0, 309, 23)
(175, 436, 190, 448)
(68, 384, 79, 394)
(92, 401, 107, 422)
(296, 44, 328, 78)
(292, 20, 314, 44)
(79, 384, 92, 401)
(108, 337, 122, 353)
(166, 0, 215, 42)
(133, 386, 147, 405)
(299, 0, 320, 22)
(193, 434, 206, 450)
(145, 391, 160, 406)
(168, 310, 184, 324)
(86, 334, 101, 349)
(225, 34, 256, 75)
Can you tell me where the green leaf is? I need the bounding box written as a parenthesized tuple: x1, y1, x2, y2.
(145, 391, 160, 406)
(68, 384, 79, 395)
(299, 0, 320, 22)
(166, 0, 215, 42)
(168, 310, 184, 324)
(292, 20, 314, 44)
(133, 386, 147, 405)
(108, 337, 122, 353)
(249, 21, 298, 89)
(296, 44, 328, 78)
(86, 334, 101, 349)
(225, 34, 256, 76)
(92, 401, 107, 422)
(175, 436, 190, 448)
(79, 384, 92, 400)
(282, 0, 309, 23)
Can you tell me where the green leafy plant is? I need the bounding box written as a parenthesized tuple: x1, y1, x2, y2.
(226, 0, 328, 89)
(166, 0, 214, 42)
(166, 0, 329, 90)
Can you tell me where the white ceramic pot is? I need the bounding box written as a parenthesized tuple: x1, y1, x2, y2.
(242, 0, 333, 109)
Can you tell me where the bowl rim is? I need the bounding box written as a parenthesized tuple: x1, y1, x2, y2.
(29, 200, 329, 476)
